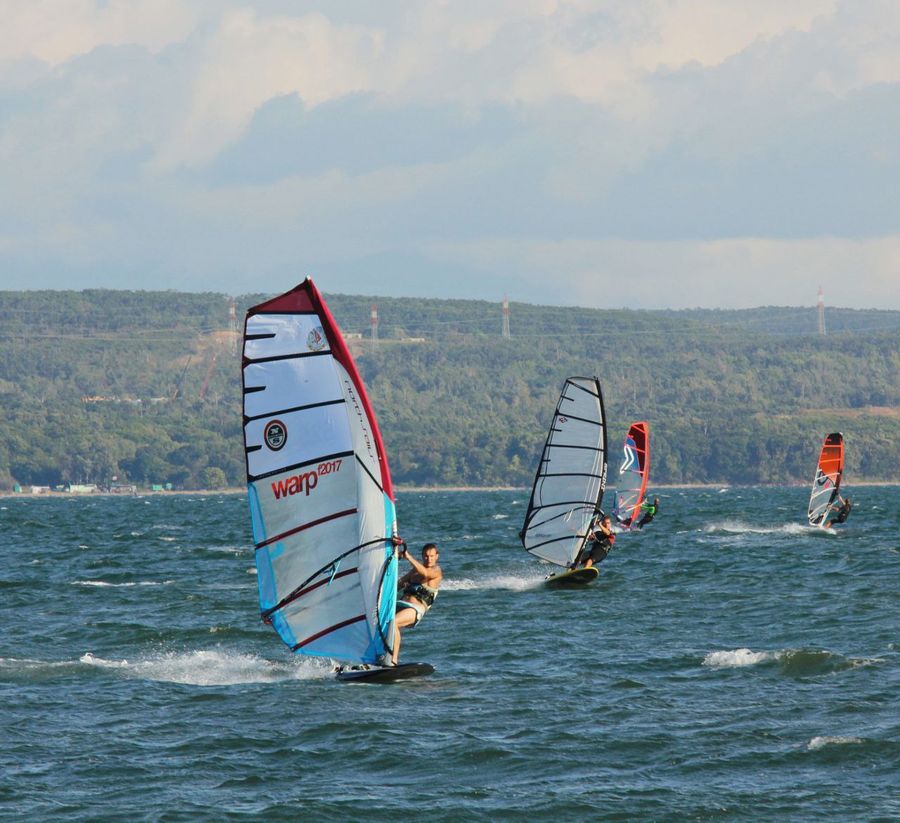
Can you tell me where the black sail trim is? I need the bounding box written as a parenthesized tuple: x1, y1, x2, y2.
(244, 397, 345, 424)
(565, 379, 601, 400)
(355, 454, 385, 495)
(260, 537, 391, 620)
(246, 350, 331, 366)
(553, 412, 601, 427)
(252, 310, 318, 316)
(247, 450, 354, 483)
(544, 443, 603, 452)
(540, 472, 604, 479)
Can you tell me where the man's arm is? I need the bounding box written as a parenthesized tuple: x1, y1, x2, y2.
(402, 552, 442, 585)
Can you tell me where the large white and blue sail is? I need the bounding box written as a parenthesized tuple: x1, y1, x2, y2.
(242, 279, 398, 665)
(520, 377, 608, 567)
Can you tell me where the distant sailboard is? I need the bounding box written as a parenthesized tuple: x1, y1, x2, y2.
(520, 377, 608, 584)
(242, 278, 431, 680)
(807, 432, 844, 527)
(612, 421, 650, 530)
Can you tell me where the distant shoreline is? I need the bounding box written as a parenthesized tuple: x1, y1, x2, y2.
(2, 480, 897, 499)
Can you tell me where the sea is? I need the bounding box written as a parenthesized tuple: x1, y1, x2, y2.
(1, 487, 898, 822)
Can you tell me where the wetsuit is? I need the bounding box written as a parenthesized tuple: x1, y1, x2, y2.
(832, 499, 852, 524)
(397, 582, 438, 625)
(637, 500, 658, 529)
(579, 531, 615, 566)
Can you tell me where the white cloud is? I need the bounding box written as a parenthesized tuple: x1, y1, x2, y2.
(428, 236, 900, 310)
(0, 1, 899, 307)
(152, 9, 384, 170)
(0, 0, 196, 66)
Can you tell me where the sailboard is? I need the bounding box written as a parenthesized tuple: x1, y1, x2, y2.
(335, 662, 435, 683)
(242, 278, 430, 679)
(612, 421, 649, 530)
(544, 566, 600, 588)
(520, 377, 608, 580)
(807, 432, 844, 527)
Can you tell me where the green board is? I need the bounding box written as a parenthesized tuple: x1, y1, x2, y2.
(544, 566, 600, 588)
(335, 662, 435, 683)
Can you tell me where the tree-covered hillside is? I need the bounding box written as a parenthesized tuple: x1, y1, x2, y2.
(0, 289, 897, 490)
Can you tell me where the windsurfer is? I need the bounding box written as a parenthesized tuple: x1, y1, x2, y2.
(386, 541, 442, 666)
(825, 495, 852, 528)
(636, 497, 659, 529)
(577, 514, 615, 568)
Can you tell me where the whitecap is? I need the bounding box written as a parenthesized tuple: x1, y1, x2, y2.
(73, 580, 174, 588)
(203, 545, 246, 555)
(807, 735, 864, 751)
(492, 514, 509, 520)
(703, 520, 810, 536)
(443, 571, 546, 592)
(703, 648, 777, 668)
(79, 649, 333, 685)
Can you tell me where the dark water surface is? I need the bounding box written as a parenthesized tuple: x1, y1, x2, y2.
(1, 488, 898, 821)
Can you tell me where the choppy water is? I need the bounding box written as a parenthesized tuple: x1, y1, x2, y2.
(1, 487, 898, 822)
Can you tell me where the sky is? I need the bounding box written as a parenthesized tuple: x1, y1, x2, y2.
(1, 0, 899, 309)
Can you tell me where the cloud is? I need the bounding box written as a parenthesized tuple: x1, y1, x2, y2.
(0, 1, 898, 308)
(424, 236, 900, 310)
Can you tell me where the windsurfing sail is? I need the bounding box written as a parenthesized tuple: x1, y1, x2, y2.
(520, 377, 608, 567)
(242, 278, 398, 665)
(807, 432, 844, 526)
(613, 421, 650, 529)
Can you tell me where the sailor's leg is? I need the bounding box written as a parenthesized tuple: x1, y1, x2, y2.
(392, 607, 420, 664)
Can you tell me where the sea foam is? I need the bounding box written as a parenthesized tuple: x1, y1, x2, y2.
(807, 735, 864, 751)
(442, 571, 547, 592)
(78, 649, 332, 685)
(703, 648, 776, 668)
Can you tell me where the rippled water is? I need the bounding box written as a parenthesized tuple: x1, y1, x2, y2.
(1, 487, 898, 821)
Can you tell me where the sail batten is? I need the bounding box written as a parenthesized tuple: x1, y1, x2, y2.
(520, 377, 608, 568)
(242, 278, 398, 665)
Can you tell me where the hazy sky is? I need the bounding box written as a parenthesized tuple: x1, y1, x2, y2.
(1, 0, 899, 309)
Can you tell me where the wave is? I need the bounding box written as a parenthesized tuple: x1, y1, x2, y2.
(443, 570, 547, 592)
(703, 648, 882, 675)
(702, 520, 820, 536)
(807, 735, 865, 751)
(72, 580, 175, 587)
(78, 649, 334, 686)
(201, 544, 246, 555)
(491, 514, 509, 520)
(703, 648, 777, 667)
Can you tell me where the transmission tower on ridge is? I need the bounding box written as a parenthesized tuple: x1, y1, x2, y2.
(817, 286, 826, 336)
(501, 295, 510, 338)
(370, 304, 379, 344)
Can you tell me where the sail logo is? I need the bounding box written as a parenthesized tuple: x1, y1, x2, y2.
(270, 459, 341, 501)
(559, 416, 568, 423)
(343, 378, 376, 463)
(264, 420, 288, 451)
(271, 471, 318, 499)
(307, 326, 327, 351)
(620, 438, 637, 473)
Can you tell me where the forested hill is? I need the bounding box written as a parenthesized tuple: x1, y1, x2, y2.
(0, 289, 897, 490)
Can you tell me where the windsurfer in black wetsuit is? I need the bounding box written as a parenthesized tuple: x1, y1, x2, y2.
(577, 514, 615, 568)
(636, 497, 660, 529)
(384, 542, 442, 666)
(825, 495, 852, 528)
